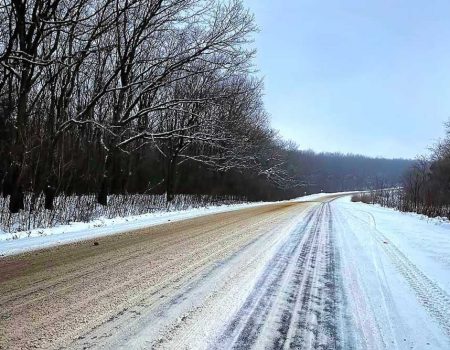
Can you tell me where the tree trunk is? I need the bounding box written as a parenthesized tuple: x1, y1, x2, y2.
(165, 158, 177, 202)
(97, 177, 108, 206)
(9, 185, 24, 213)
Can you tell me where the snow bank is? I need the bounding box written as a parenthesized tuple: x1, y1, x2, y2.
(338, 194, 450, 228)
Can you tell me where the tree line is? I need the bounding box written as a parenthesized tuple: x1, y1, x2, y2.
(285, 149, 411, 194)
(167, 149, 411, 202)
(399, 121, 450, 217)
(0, 0, 412, 217)
(0, 0, 293, 213)
(353, 121, 450, 219)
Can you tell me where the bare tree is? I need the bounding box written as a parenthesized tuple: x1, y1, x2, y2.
(0, 0, 297, 212)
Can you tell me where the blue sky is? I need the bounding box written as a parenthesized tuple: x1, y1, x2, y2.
(244, 0, 450, 159)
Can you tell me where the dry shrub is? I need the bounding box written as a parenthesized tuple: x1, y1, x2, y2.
(0, 193, 246, 234)
(351, 193, 372, 204)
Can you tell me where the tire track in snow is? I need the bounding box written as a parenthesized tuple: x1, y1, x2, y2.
(215, 208, 319, 349)
(288, 204, 340, 350)
(345, 208, 450, 338)
(213, 202, 343, 349)
(331, 206, 400, 349)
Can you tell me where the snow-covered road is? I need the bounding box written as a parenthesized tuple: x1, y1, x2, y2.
(140, 197, 450, 350)
(1, 194, 449, 349)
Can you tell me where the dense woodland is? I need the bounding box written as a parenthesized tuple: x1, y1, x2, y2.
(0, 0, 411, 221)
(0, 0, 289, 212)
(285, 150, 411, 195)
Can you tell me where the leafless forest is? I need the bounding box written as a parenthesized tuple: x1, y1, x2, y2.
(0, 0, 410, 228)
